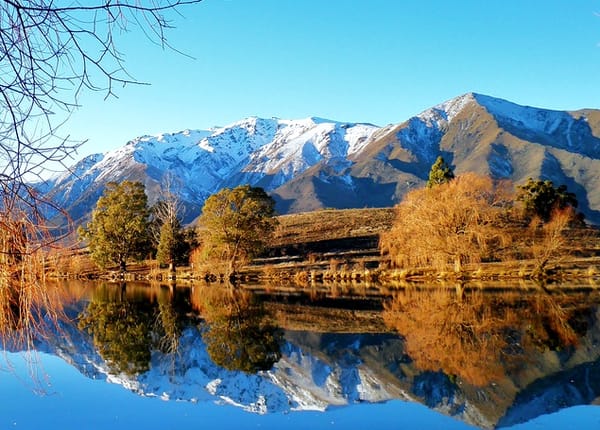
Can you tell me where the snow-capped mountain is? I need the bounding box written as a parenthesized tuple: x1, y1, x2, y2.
(42, 94, 600, 224)
(43, 117, 379, 223)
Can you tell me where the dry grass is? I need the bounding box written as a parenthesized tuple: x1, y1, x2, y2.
(271, 207, 395, 246)
(0, 209, 70, 350)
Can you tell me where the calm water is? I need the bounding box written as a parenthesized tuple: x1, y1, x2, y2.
(2, 280, 600, 430)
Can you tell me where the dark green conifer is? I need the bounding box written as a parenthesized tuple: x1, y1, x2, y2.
(79, 181, 151, 272)
(426, 156, 455, 188)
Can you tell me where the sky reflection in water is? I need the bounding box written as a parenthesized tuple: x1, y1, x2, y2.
(2, 281, 600, 429)
(1, 352, 477, 430)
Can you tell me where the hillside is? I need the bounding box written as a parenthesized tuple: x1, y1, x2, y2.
(39, 93, 600, 225)
(272, 207, 395, 246)
(276, 94, 600, 221)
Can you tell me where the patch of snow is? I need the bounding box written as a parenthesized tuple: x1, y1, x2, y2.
(414, 93, 477, 129)
(473, 93, 570, 137)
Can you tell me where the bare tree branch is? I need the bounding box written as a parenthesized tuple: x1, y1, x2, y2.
(0, 0, 202, 237)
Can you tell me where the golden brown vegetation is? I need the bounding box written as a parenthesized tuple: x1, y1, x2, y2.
(527, 207, 577, 276)
(272, 208, 396, 246)
(378, 173, 595, 279)
(0, 207, 67, 349)
(383, 288, 585, 387)
(380, 173, 514, 273)
(46, 196, 598, 283)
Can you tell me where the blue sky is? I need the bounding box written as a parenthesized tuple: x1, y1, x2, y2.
(65, 0, 600, 159)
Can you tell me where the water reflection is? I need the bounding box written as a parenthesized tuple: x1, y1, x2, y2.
(3, 280, 600, 429)
(0, 276, 69, 351)
(191, 284, 283, 373)
(78, 283, 156, 375)
(383, 286, 588, 387)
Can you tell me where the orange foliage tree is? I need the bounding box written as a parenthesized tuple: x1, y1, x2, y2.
(380, 173, 513, 272)
(383, 288, 584, 387)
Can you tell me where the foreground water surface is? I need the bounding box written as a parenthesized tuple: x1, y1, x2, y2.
(3, 280, 600, 429)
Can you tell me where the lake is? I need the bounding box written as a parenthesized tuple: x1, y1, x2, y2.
(2, 280, 600, 430)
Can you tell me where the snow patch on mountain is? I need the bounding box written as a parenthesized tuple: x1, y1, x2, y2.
(474, 94, 566, 134)
(225, 118, 378, 190)
(419, 93, 477, 126)
(472, 93, 600, 158)
(393, 93, 478, 164)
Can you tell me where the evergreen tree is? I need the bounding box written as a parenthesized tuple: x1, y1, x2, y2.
(152, 174, 194, 270)
(427, 156, 455, 188)
(156, 217, 187, 270)
(198, 185, 278, 273)
(79, 181, 151, 271)
(516, 178, 578, 222)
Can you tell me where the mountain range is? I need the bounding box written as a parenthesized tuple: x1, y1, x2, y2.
(41, 93, 600, 224)
(27, 302, 600, 430)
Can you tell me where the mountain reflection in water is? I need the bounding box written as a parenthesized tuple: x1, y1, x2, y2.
(2, 280, 600, 429)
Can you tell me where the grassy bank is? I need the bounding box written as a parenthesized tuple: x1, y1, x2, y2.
(49, 207, 600, 285)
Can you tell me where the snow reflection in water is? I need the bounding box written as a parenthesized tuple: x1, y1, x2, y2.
(2, 280, 600, 430)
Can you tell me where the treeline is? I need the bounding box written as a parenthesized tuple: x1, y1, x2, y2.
(381, 156, 584, 277)
(75, 156, 588, 279)
(78, 181, 278, 275)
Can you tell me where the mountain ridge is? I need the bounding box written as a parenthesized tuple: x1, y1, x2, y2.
(41, 93, 600, 224)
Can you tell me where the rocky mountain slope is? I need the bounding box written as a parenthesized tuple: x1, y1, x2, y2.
(41, 94, 600, 224)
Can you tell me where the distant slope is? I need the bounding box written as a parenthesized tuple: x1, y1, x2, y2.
(41, 94, 600, 224)
(274, 93, 600, 222)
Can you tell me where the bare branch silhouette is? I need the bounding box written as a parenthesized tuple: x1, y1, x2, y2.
(0, 0, 202, 198)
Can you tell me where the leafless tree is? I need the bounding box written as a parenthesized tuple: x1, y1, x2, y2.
(151, 172, 183, 242)
(528, 207, 576, 276)
(0, 0, 202, 201)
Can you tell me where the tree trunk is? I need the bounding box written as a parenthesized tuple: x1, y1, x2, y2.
(454, 257, 462, 273)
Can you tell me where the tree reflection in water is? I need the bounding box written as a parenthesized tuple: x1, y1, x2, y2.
(0, 215, 70, 351)
(191, 284, 283, 374)
(383, 286, 590, 387)
(154, 286, 182, 356)
(77, 283, 186, 376)
(78, 283, 154, 376)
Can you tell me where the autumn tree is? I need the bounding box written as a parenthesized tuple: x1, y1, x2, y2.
(426, 156, 455, 188)
(197, 185, 278, 273)
(516, 178, 578, 222)
(528, 207, 577, 277)
(381, 173, 512, 273)
(79, 181, 151, 272)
